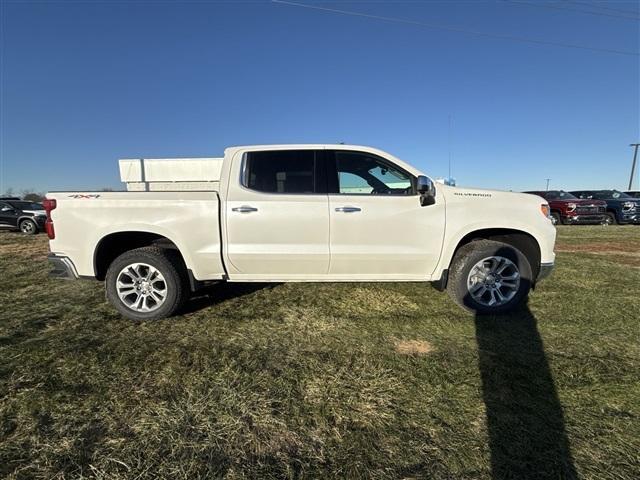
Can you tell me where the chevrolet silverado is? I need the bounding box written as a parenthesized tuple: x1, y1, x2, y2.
(45, 145, 556, 320)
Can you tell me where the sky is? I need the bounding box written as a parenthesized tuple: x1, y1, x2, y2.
(1, 0, 639, 193)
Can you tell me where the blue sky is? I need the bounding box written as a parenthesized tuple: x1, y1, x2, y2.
(1, 0, 638, 193)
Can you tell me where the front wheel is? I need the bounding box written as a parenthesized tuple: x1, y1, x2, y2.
(105, 246, 189, 321)
(447, 240, 532, 315)
(603, 212, 617, 225)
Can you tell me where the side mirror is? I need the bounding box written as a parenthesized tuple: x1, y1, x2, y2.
(416, 175, 436, 206)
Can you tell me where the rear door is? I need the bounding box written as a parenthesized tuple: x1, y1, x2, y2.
(326, 150, 445, 279)
(224, 149, 330, 278)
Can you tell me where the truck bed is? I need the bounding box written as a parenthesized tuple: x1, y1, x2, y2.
(46, 191, 226, 281)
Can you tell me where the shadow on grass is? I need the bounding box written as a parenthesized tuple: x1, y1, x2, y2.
(475, 301, 578, 479)
(180, 282, 279, 315)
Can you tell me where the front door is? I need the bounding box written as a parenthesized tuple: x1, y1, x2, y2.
(327, 150, 445, 279)
(225, 149, 330, 279)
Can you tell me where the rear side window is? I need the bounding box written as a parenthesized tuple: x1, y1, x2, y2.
(243, 150, 317, 194)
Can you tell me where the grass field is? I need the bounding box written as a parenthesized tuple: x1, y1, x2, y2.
(1, 226, 639, 479)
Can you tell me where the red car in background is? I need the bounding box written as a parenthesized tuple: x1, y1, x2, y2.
(524, 190, 606, 225)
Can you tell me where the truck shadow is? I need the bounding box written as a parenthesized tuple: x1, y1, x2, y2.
(181, 282, 278, 314)
(474, 301, 578, 479)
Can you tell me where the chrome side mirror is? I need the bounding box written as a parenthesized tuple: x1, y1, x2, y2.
(417, 175, 436, 206)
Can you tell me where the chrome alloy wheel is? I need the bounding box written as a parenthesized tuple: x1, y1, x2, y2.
(20, 221, 35, 233)
(116, 263, 167, 312)
(466, 256, 520, 307)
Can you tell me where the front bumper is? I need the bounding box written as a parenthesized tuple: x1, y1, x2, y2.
(563, 214, 606, 224)
(537, 262, 554, 282)
(48, 254, 79, 280)
(620, 212, 640, 224)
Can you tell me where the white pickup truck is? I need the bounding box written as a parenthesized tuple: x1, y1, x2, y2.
(45, 144, 555, 320)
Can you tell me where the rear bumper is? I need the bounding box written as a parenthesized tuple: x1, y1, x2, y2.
(537, 262, 554, 282)
(48, 254, 79, 280)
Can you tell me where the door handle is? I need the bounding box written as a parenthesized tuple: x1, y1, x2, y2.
(232, 206, 258, 213)
(335, 206, 361, 213)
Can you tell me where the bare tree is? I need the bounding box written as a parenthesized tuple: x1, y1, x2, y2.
(23, 192, 45, 202)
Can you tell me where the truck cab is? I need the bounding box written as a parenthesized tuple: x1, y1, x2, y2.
(46, 145, 556, 320)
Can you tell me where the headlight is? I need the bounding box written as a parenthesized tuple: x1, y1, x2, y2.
(540, 204, 551, 218)
(566, 203, 577, 212)
(623, 201, 635, 211)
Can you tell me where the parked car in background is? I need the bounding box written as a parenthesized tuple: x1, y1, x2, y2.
(570, 190, 640, 225)
(523, 190, 606, 225)
(0, 198, 47, 234)
(625, 190, 640, 199)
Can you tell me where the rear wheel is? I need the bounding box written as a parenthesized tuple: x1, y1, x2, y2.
(105, 246, 189, 321)
(550, 212, 561, 225)
(447, 240, 532, 315)
(19, 219, 37, 235)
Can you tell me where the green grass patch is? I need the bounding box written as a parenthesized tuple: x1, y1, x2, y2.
(1, 227, 639, 478)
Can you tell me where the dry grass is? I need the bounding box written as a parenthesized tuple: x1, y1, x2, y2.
(393, 339, 435, 355)
(1, 226, 639, 479)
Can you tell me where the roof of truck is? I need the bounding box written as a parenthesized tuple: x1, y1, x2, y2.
(226, 143, 384, 152)
(224, 144, 425, 177)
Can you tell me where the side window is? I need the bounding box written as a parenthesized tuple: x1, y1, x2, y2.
(243, 150, 316, 194)
(334, 151, 414, 195)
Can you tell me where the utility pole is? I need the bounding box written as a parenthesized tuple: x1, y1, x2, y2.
(545, 178, 551, 191)
(448, 114, 452, 180)
(629, 144, 639, 190)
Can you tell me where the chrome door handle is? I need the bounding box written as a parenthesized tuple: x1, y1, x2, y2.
(335, 206, 361, 213)
(232, 206, 258, 213)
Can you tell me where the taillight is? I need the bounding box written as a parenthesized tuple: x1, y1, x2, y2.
(43, 198, 56, 239)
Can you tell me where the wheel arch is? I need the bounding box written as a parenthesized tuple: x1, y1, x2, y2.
(17, 215, 37, 226)
(93, 231, 188, 281)
(439, 228, 541, 288)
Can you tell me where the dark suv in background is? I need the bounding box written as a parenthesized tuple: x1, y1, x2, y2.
(524, 190, 606, 225)
(0, 197, 46, 234)
(625, 191, 640, 199)
(570, 190, 640, 225)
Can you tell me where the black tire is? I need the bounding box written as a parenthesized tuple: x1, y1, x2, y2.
(105, 246, 189, 321)
(446, 240, 533, 315)
(19, 219, 37, 235)
(604, 212, 617, 225)
(550, 212, 561, 226)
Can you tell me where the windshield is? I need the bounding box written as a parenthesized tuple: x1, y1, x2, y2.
(544, 190, 577, 200)
(592, 190, 631, 200)
(7, 201, 44, 210)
